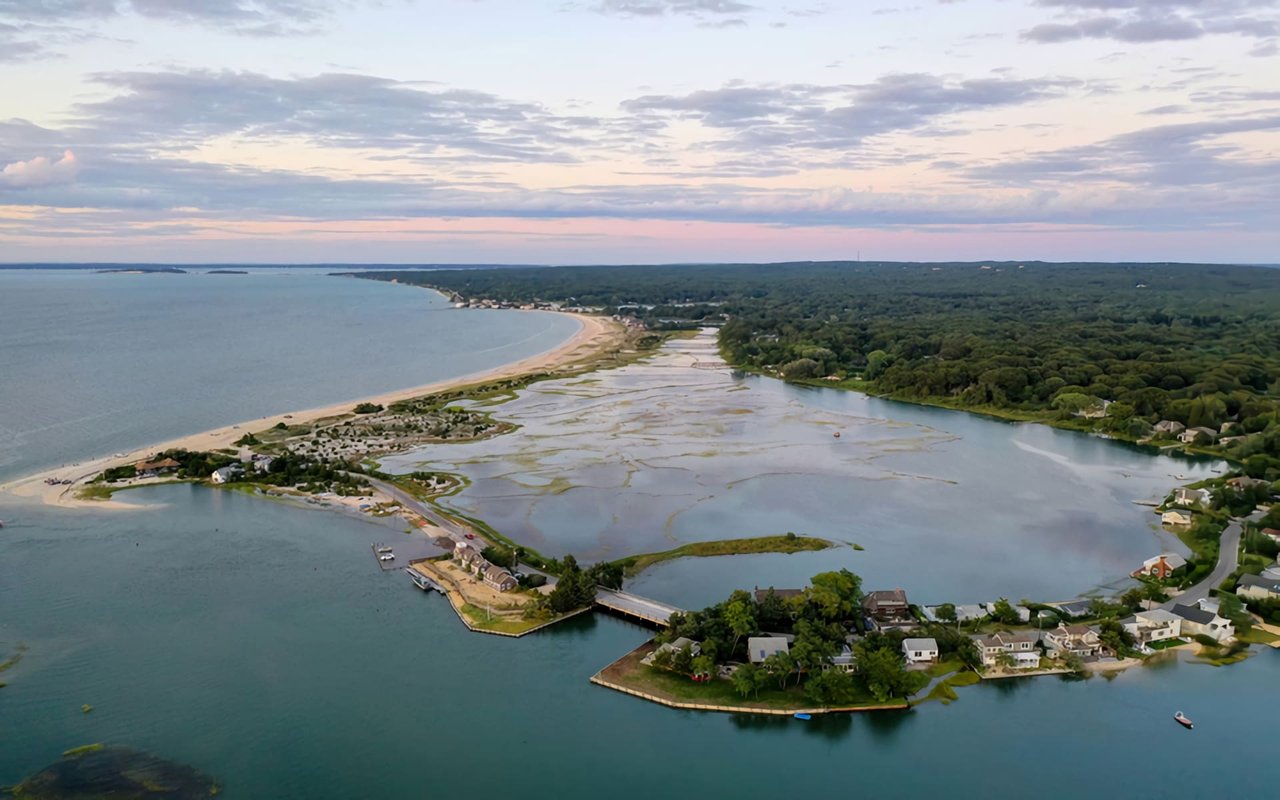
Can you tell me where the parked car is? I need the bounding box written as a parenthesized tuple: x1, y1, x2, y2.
(379, 553, 395, 561)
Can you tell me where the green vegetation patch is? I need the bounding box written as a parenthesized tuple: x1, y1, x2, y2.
(612, 533, 832, 577)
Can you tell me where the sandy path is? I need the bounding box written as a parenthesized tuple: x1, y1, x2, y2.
(0, 312, 622, 509)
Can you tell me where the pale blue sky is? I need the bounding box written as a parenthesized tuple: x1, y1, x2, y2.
(1, 1, 1276, 263)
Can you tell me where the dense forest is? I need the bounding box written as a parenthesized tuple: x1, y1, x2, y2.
(359, 262, 1280, 479)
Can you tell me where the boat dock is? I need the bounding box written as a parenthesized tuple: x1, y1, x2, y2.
(406, 567, 445, 594)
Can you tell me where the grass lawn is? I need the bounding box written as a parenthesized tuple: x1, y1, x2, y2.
(459, 604, 547, 635)
(614, 535, 832, 577)
(1235, 627, 1280, 646)
(598, 643, 900, 711)
(1146, 638, 1188, 651)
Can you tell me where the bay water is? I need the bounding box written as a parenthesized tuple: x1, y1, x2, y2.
(2, 270, 1274, 799)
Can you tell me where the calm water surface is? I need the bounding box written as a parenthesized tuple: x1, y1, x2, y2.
(0, 269, 578, 482)
(386, 332, 1225, 603)
(1, 488, 1275, 799)
(1, 279, 1272, 799)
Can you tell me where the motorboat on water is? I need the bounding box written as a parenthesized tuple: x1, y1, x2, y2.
(1174, 711, 1193, 730)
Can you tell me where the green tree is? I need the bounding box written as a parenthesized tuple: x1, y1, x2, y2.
(804, 668, 858, 706)
(990, 598, 1021, 625)
(691, 653, 715, 679)
(671, 644, 695, 675)
(1217, 592, 1253, 636)
(935, 603, 957, 626)
(805, 569, 862, 621)
(763, 650, 796, 689)
(724, 597, 757, 651)
(731, 663, 765, 699)
(857, 646, 912, 702)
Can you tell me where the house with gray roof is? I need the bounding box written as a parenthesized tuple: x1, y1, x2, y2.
(973, 632, 1040, 668)
(1237, 574, 1280, 602)
(1120, 609, 1182, 647)
(747, 636, 790, 664)
(1170, 604, 1234, 642)
(901, 638, 939, 664)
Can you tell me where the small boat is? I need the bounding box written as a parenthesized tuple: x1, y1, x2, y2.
(793, 713, 812, 720)
(833, 432, 840, 438)
(1174, 711, 1193, 730)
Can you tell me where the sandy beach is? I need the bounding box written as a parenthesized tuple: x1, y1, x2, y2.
(0, 312, 623, 509)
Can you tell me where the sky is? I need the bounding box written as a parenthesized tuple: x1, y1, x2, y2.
(0, 0, 1277, 264)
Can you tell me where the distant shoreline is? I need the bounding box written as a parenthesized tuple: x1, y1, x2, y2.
(0, 311, 622, 509)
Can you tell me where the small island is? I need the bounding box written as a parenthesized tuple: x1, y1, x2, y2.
(205, 269, 248, 275)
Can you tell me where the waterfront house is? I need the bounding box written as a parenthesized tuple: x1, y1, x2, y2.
(862, 589, 914, 630)
(983, 601, 1031, 623)
(973, 632, 1040, 668)
(828, 645, 857, 674)
(642, 637, 702, 667)
(1226, 476, 1270, 492)
(483, 564, 517, 592)
(753, 586, 803, 605)
(901, 638, 939, 664)
(1153, 420, 1185, 436)
(953, 603, 989, 622)
(1170, 604, 1234, 642)
(1120, 609, 1182, 646)
(210, 465, 243, 484)
(1133, 553, 1188, 580)
(1042, 624, 1106, 659)
(1173, 487, 1209, 507)
(1049, 600, 1093, 620)
(1161, 508, 1194, 526)
(747, 636, 790, 664)
(251, 454, 275, 474)
(1236, 574, 1280, 602)
(136, 457, 180, 477)
(1179, 427, 1217, 445)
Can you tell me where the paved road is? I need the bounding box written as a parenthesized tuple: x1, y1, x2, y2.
(366, 476, 554, 582)
(367, 476, 471, 542)
(1159, 509, 1267, 610)
(595, 588, 683, 625)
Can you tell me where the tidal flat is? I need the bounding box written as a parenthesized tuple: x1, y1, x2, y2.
(384, 331, 1225, 605)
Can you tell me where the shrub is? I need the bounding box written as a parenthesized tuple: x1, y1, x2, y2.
(353, 402, 384, 414)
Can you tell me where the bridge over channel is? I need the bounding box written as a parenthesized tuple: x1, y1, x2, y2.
(594, 588, 684, 627)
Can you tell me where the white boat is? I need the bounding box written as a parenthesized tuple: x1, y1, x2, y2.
(1174, 711, 1193, 730)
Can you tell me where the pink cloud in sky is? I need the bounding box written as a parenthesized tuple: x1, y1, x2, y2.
(1, 150, 80, 189)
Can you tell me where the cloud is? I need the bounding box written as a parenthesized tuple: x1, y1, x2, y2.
(0, 0, 356, 45)
(584, 1, 755, 17)
(68, 69, 602, 163)
(623, 73, 1075, 155)
(1, 150, 80, 188)
(1022, 0, 1278, 43)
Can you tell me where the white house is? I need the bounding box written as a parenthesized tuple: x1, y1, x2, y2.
(1161, 509, 1194, 526)
(828, 645, 857, 674)
(1121, 609, 1182, 647)
(1042, 624, 1106, 658)
(1134, 553, 1188, 580)
(747, 637, 790, 664)
(1236, 574, 1280, 602)
(973, 632, 1040, 668)
(901, 637, 939, 664)
(1170, 604, 1234, 642)
(1179, 426, 1217, 444)
(210, 465, 243, 484)
(1173, 487, 1209, 507)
